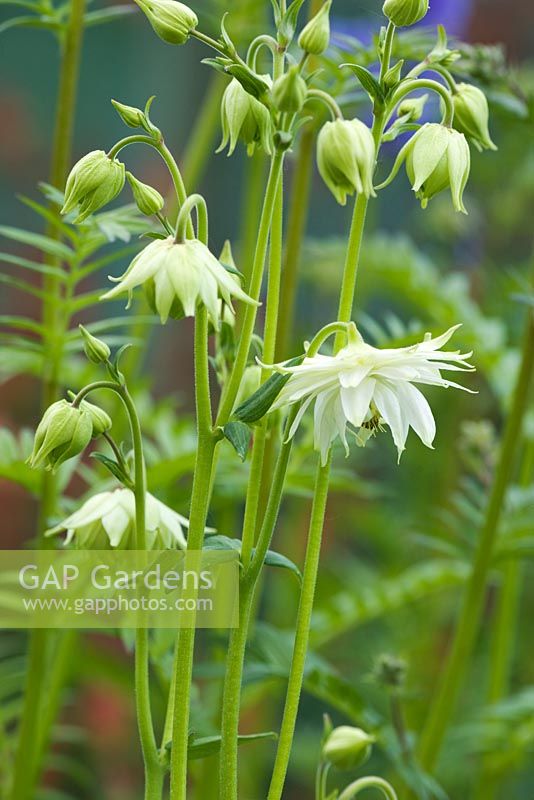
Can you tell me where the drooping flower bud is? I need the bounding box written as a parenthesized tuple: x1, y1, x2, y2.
(27, 400, 93, 472)
(397, 93, 428, 121)
(101, 237, 258, 328)
(383, 0, 429, 27)
(390, 123, 471, 212)
(218, 78, 273, 157)
(61, 151, 125, 223)
(451, 83, 497, 152)
(133, 0, 198, 45)
(79, 324, 111, 364)
(79, 399, 112, 438)
(317, 118, 376, 205)
(111, 99, 146, 129)
(322, 726, 375, 770)
(126, 172, 164, 216)
(298, 0, 331, 56)
(272, 66, 308, 113)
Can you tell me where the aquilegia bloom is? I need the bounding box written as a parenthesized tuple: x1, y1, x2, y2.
(266, 325, 475, 464)
(46, 488, 190, 549)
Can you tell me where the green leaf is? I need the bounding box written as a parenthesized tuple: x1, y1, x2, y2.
(0, 251, 66, 278)
(0, 226, 73, 261)
(83, 5, 136, 27)
(0, 14, 60, 34)
(90, 453, 132, 487)
(0, 315, 44, 335)
(166, 731, 277, 760)
(223, 421, 252, 461)
(264, 549, 302, 581)
(234, 356, 303, 424)
(341, 64, 385, 104)
(279, 0, 305, 45)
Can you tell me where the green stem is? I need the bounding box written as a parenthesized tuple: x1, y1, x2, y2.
(418, 305, 534, 773)
(181, 75, 225, 190)
(216, 149, 285, 425)
(338, 777, 398, 800)
(11, 1, 86, 796)
(387, 79, 454, 127)
(267, 458, 332, 800)
(379, 22, 396, 84)
(219, 428, 296, 800)
(170, 306, 216, 800)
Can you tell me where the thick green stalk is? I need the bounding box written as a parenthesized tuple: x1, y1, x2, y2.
(418, 306, 534, 772)
(216, 149, 285, 425)
(10, 2, 86, 797)
(217, 159, 285, 800)
(170, 306, 216, 800)
(267, 458, 332, 800)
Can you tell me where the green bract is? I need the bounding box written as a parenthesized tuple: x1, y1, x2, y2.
(298, 0, 331, 55)
(27, 399, 93, 472)
(452, 83, 497, 152)
(383, 0, 429, 27)
(393, 123, 471, 212)
(218, 78, 273, 157)
(322, 726, 375, 770)
(317, 118, 376, 205)
(61, 150, 125, 223)
(133, 0, 198, 45)
(126, 171, 164, 216)
(101, 237, 258, 328)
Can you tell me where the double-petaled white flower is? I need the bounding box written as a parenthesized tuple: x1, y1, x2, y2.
(100, 237, 257, 327)
(46, 488, 190, 549)
(265, 325, 475, 464)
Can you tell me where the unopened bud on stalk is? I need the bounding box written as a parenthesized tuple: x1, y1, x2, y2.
(80, 399, 113, 438)
(134, 0, 198, 44)
(322, 726, 375, 770)
(111, 99, 146, 129)
(317, 118, 376, 205)
(27, 400, 93, 472)
(383, 0, 429, 27)
(384, 60, 404, 88)
(79, 325, 111, 364)
(126, 172, 164, 216)
(272, 66, 308, 113)
(298, 0, 332, 56)
(397, 93, 428, 121)
(61, 151, 125, 223)
(218, 78, 273, 157)
(451, 83, 497, 152)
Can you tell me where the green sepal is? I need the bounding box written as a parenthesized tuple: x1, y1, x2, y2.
(222, 421, 252, 461)
(233, 356, 303, 424)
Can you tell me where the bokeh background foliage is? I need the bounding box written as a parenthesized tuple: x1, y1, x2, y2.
(0, 0, 533, 798)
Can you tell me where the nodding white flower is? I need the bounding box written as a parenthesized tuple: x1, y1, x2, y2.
(46, 488, 190, 549)
(218, 77, 273, 157)
(391, 123, 471, 213)
(100, 236, 258, 327)
(452, 83, 497, 152)
(264, 325, 475, 464)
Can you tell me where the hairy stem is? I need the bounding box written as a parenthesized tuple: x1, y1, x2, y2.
(418, 305, 534, 772)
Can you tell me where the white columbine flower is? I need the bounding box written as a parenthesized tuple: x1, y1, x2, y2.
(100, 237, 257, 327)
(265, 325, 475, 464)
(46, 488, 190, 549)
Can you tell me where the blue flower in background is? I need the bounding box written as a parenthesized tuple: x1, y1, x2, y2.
(332, 0, 474, 47)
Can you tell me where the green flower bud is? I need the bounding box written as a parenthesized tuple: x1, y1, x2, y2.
(134, 0, 198, 45)
(126, 172, 164, 216)
(298, 0, 331, 56)
(79, 399, 113, 438)
(317, 118, 376, 205)
(383, 59, 404, 88)
(451, 83, 497, 152)
(101, 237, 258, 329)
(272, 66, 308, 113)
(322, 726, 375, 770)
(397, 93, 428, 121)
(61, 151, 125, 223)
(111, 99, 145, 128)
(383, 0, 429, 27)
(391, 123, 471, 213)
(79, 324, 111, 364)
(218, 78, 273, 157)
(27, 400, 93, 472)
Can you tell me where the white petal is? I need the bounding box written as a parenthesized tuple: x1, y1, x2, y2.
(373, 381, 408, 456)
(395, 382, 436, 448)
(102, 504, 132, 547)
(340, 378, 375, 428)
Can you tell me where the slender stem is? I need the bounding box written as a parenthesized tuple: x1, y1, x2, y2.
(170, 306, 215, 800)
(305, 89, 343, 120)
(267, 458, 332, 800)
(216, 149, 285, 425)
(11, 2, 86, 796)
(379, 22, 396, 83)
(218, 430, 296, 800)
(338, 777, 398, 800)
(418, 306, 534, 772)
(387, 79, 454, 127)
